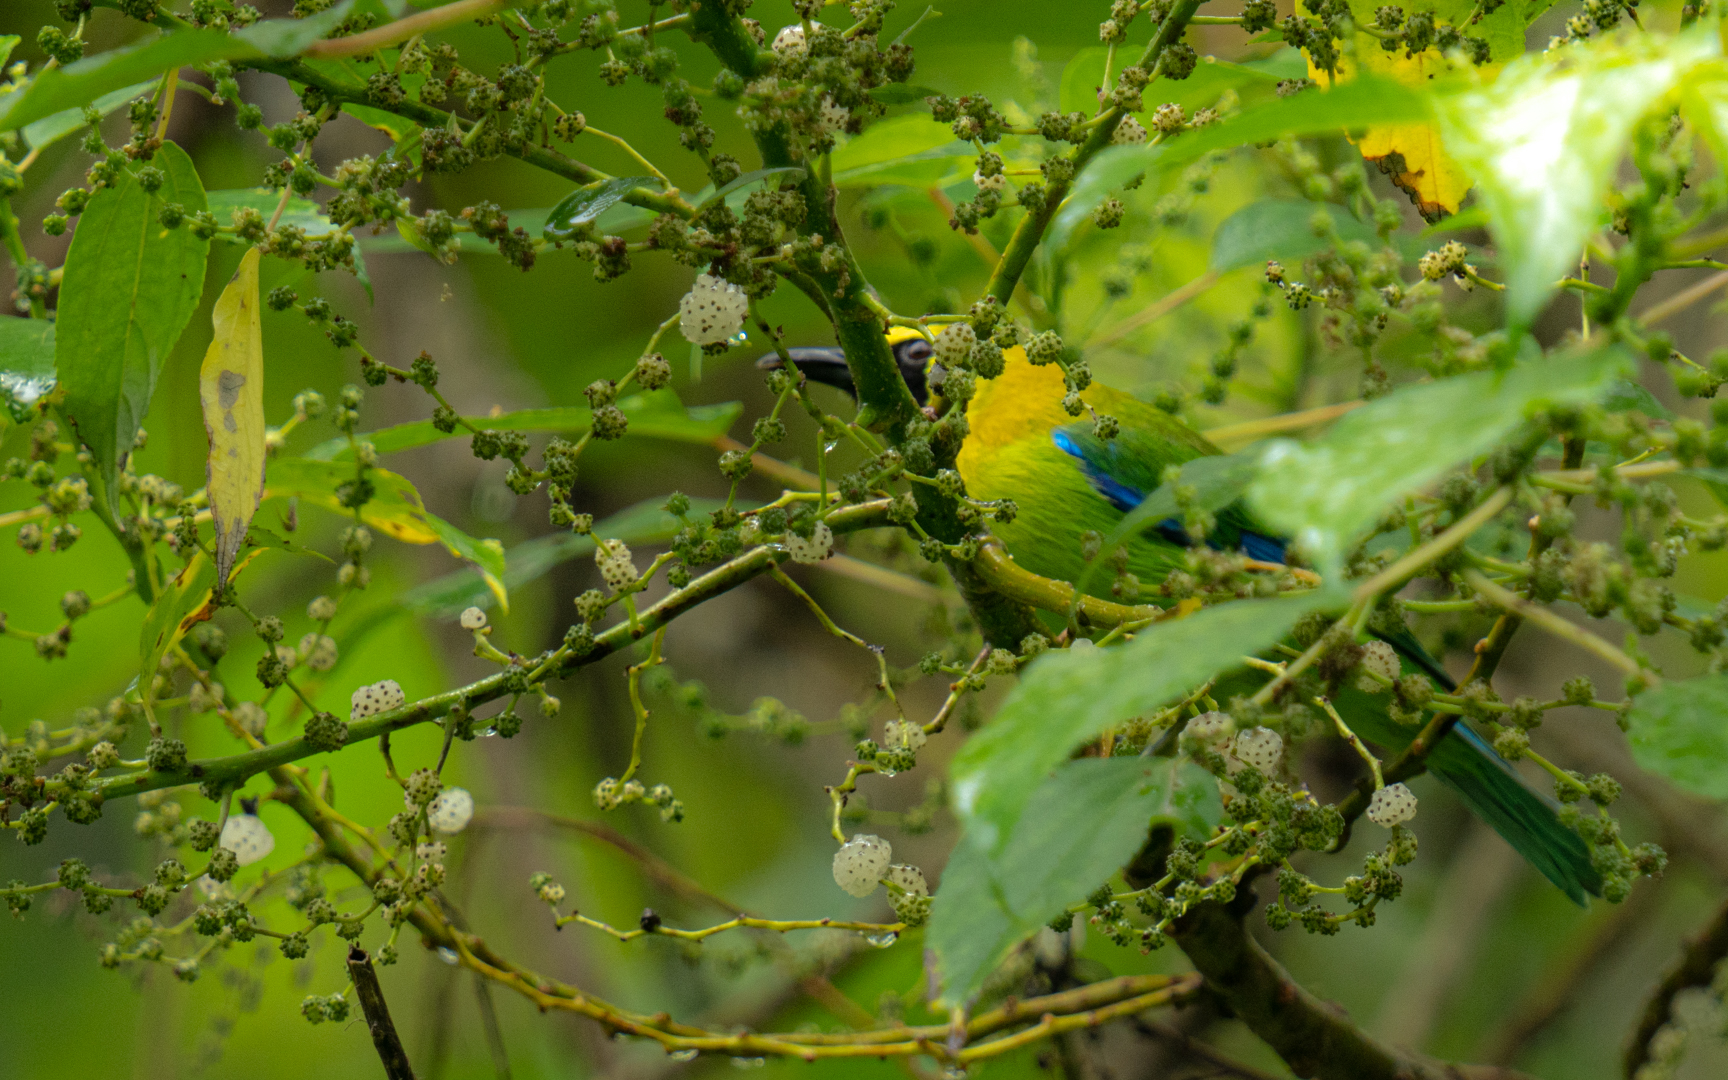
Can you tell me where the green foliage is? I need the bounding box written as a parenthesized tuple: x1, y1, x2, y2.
(1626, 674, 1728, 800)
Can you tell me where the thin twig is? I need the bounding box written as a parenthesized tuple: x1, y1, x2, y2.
(348, 945, 418, 1080)
(1461, 570, 1654, 685)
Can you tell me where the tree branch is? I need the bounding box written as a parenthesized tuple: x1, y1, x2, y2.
(348, 945, 419, 1080)
(1170, 895, 1538, 1080)
(1623, 890, 1728, 1078)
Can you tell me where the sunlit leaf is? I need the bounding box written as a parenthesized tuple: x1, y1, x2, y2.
(930, 758, 1219, 1005)
(1248, 346, 1631, 571)
(950, 591, 1335, 856)
(1626, 675, 1728, 800)
(58, 143, 209, 511)
(199, 247, 267, 587)
(544, 176, 662, 240)
(1432, 28, 1720, 328)
(302, 392, 741, 460)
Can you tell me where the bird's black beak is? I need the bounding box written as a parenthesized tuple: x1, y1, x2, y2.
(756, 343, 932, 405)
(757, 347, 857, 397)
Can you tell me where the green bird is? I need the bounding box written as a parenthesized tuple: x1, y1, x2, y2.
(767, 332, 1601, 904)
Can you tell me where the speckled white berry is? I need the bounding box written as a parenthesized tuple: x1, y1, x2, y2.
(428, 788, 475, 834)
(1366, 782, 1418, 827)
(220, 814, 275, 866)
(832, 834, 892, 898)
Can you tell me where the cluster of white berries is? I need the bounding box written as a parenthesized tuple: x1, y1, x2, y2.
(973, 170, 1007, 193)
(428, 787, 474, 834)
(298, 633, 338, 672)
(1366, 783, 1419, 827)
(1112, 115, 1148, 145)
(771, 24, 807, 56)
(233, 701, 268, 737)
(882, 718, 928, 753)
(786, 522, 834, 564)
(883, 864, 930, 925)
(596, 538, 639, 591)
(1182, 710, 1235, 751)
(678, 273, 749, 346)
(832, 834, 893, 898)
(932, 322, 975, 367)
(1356, 640, 1401, 692)
(1232, 727, 1284, 773)
(220, 814, 275, 866)
(459, 606, 489, 631)
(351, 679, 406, 721)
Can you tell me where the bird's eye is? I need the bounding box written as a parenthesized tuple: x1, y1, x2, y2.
(903, 340, 933, 364)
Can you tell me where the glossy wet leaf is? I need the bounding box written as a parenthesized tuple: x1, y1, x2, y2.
(199, 247, 266, 587)
(57, 143, 209, 511)
(930, 758, 1219, 1005)
(950, 590, 1334, 856)
(1433, 28, 1719, 328)
(1249, 347, 1631, 572)
(1626, 675, 1728, 799)
(302, 392, 741, 461)
(544, 177, 661, 240)
(1209, 199, 1379, 274)
(0, 316, 56, 423)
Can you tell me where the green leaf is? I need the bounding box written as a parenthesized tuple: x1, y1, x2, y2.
(0, 317, 56, 419)
(0, 6, 357, 133)
(265, 458, 510, 609)
(1626, 675, 1728, 800)
(951, 591, 1335, 855)
(302, 392, 741, 460)
(138, 553, 218, 687)
(58, 143, 210, 510)
(401, 496, 728, 618)
(1208, 199, 1379, 274)
(866, 84, 942, 105)
(0, 36, 18, 70)
(1059, 48, 1282, 118)
(1248, 346, 1632, 572)
(830, 114, 971, 188)
(1602, 378, 1675, 420)
(1432, 28, 1720, 328)
(243, 523, 334, 563)
(1054, 74, 1427, 248)
(544, 176, 662, 240)
(205, 188, 369, 296)
(930, 758, 1219, 1005)
(696, 166, 806, 212)
(20, 80, 156, 155)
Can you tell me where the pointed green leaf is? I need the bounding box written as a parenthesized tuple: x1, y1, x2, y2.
(20, 80, 156, 155)
(951, 591, 1335, 856)
(544, 177, 662, 240)
(1248, 346, 1631, 572)
(58, 143, 209, 509)
(1209, 199, 1379, 274)
(1626, 674, 1728, 800)
(1432, 29, 1719, 328)
(929, 758, 1219, 1005)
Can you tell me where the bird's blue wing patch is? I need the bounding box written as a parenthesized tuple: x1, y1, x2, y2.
(1051, 428, 1146, 512)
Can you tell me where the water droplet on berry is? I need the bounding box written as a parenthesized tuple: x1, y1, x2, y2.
(730, 1057, 766, 1069)
(669, 1049, 699, 1062)
(435, 947, 459, 965)
(864, 931, 898, 948)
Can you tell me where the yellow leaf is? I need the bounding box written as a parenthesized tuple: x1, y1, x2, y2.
(1305, 25, 1484, 220)
(200, 246, 266, 586)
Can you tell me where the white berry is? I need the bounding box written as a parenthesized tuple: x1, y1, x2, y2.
(678, 273, 749, 346)
(428, 788, 475, 834)
(832, 834, 892, 898)
(786, 522, 834, 564)
(299, 633, 338, 672)
(1112, 115, 1148, 146)
(883, 864, 927, 897)
(220, 814, 275, 866)
(1366, 783, 1419, 827)
(972, 171, 1006, 192)
(596, 538, 639, 590)
(883, 718, 927, 753)
(350, 679, 406, 720)
(771, 24, 806, 55)
(1183, 710, 1234, 749)
(459, 606, 488, 631)
(818, 95, 850, 136)
(1233, 727, 1284, 772)
(1356, 640, 1400, 692)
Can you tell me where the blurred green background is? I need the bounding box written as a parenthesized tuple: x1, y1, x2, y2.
(4, 1, 1728, 1077)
